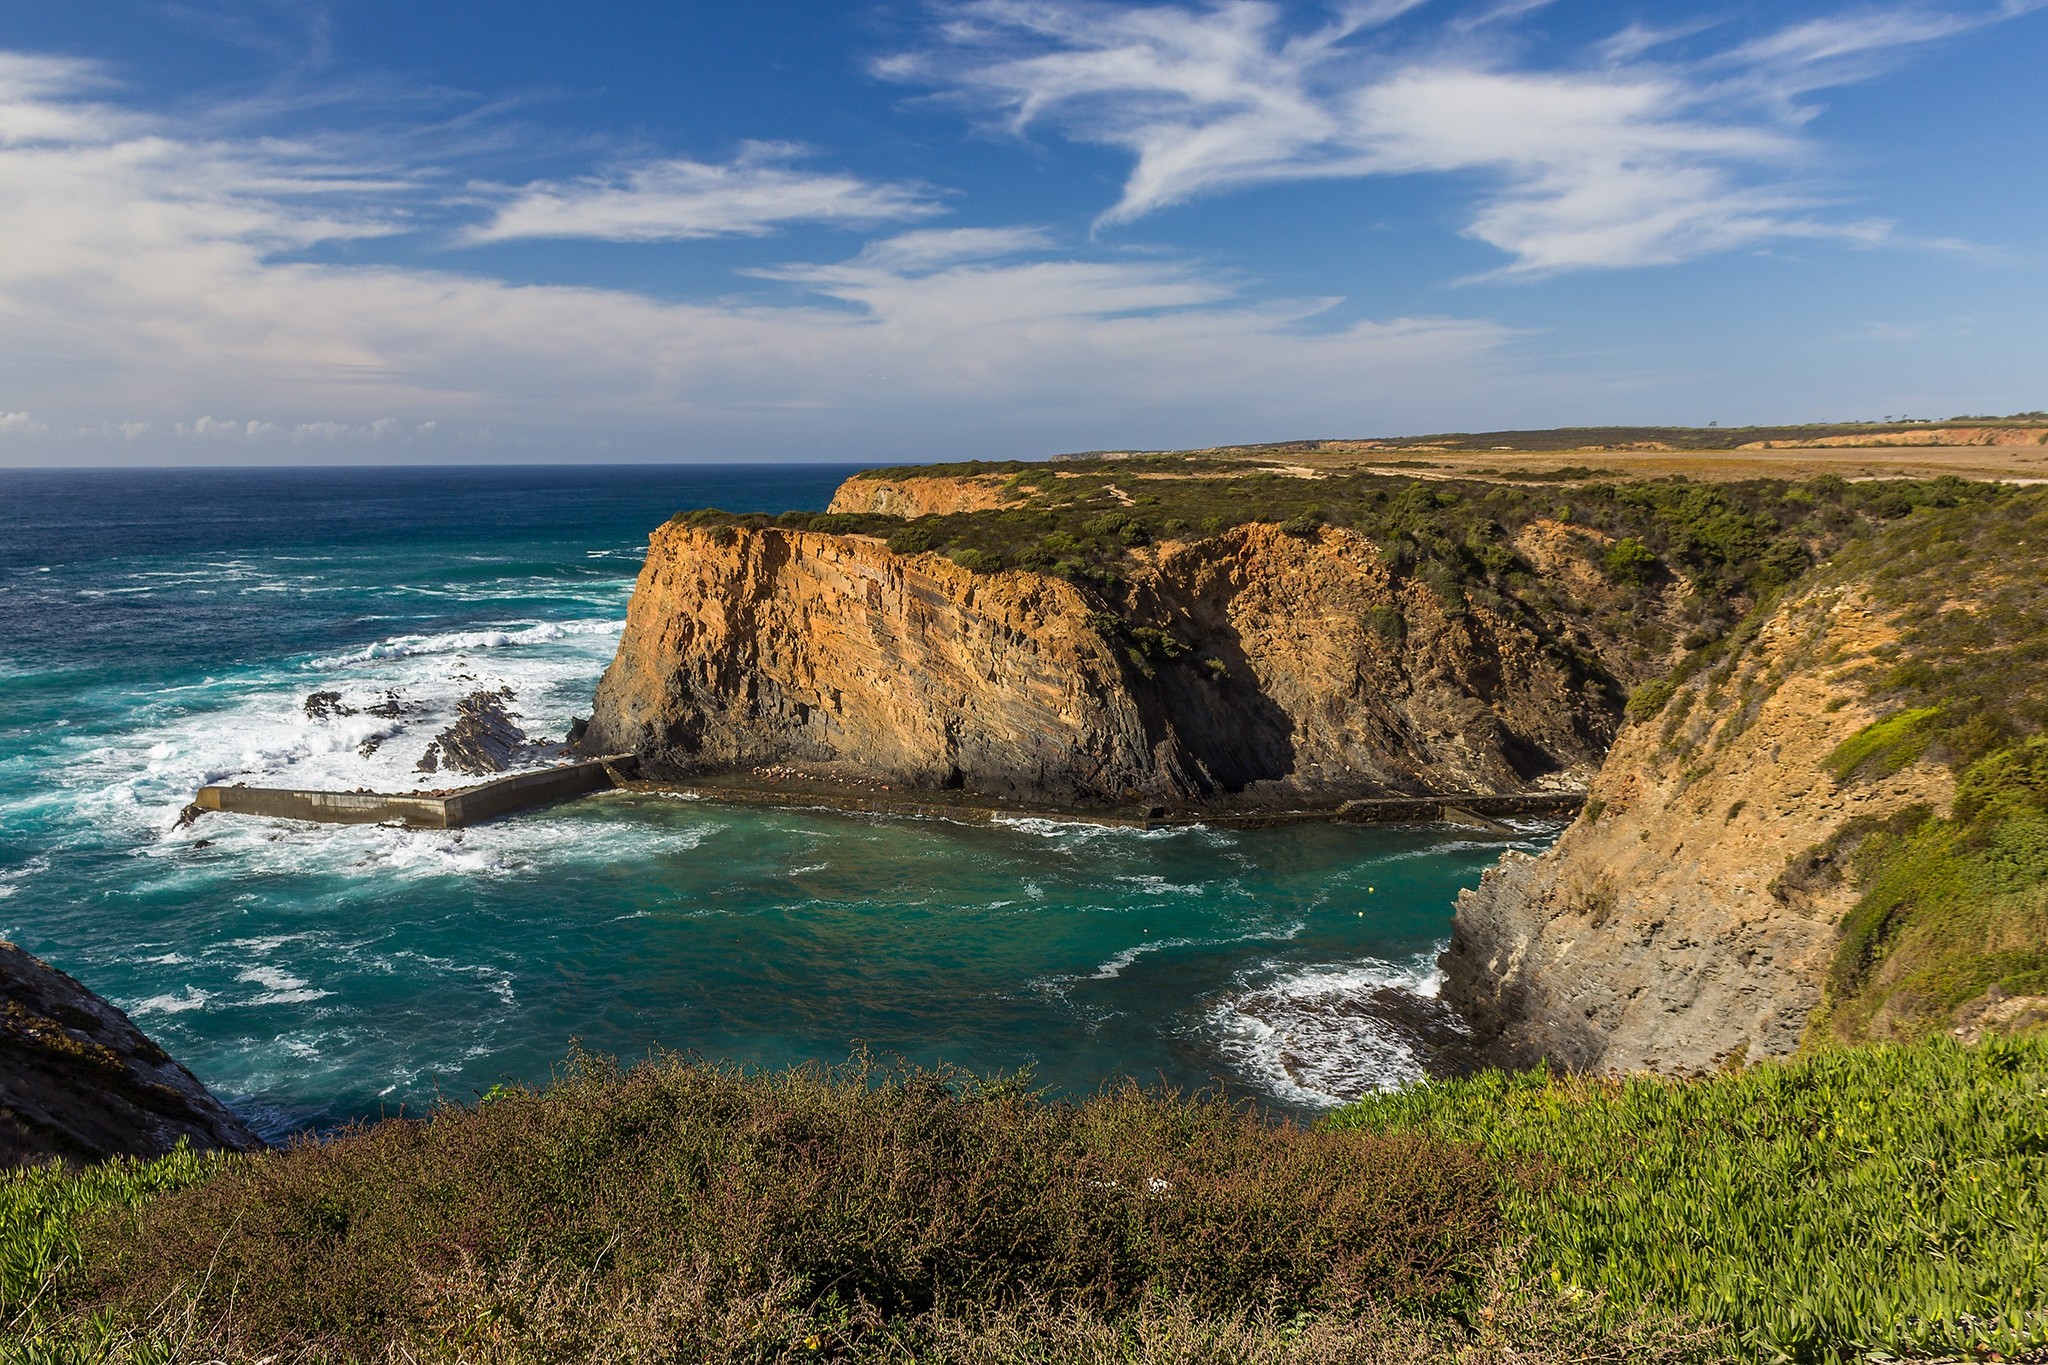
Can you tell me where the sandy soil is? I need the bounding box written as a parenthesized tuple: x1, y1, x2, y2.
(1219, 444, 2048, 484)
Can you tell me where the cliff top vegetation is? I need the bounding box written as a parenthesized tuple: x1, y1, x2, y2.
(678, 468, 2005, 696)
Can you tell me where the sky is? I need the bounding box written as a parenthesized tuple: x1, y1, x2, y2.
(0, 1, 2044, 466)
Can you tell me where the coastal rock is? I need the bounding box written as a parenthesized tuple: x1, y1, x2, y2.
(1440, 583, 1953, 1074)
(826, 473, 1022, 517)
(581, 519, 1619, 807)
(431, 688, 530, 776)
(1, 941, 262, 1165)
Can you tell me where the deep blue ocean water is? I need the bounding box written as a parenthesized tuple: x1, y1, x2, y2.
(0, 465, 1550, 1137)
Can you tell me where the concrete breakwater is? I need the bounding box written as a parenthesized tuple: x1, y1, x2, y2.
(191, 760, 1579, 834)
(193, 755, 638, 829)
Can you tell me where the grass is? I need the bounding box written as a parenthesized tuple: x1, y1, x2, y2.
(8, 1039, 2044, 1362)
(1327, 1035, 2048, 1363)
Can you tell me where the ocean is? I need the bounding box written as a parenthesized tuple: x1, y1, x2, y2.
(0, 464, 1552, 1138)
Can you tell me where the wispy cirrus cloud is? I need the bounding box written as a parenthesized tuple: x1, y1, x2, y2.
(882, 0, 2041, 275)
(465, 141, 940, 243)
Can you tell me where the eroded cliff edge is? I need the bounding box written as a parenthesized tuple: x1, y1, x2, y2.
(1445, 490, 2048, 1071)
(2, 941, 262, 1165)
(582, 517, 1626, 808)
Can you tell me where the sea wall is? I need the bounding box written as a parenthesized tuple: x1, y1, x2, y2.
(195, 757, 633, 829)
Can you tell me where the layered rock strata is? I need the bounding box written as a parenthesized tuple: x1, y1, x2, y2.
(2, 942, 262, 1165)
(582, 521, 1621, 808)
(1441, 583, 1952, 1073)
(826, 474, 1022, 517)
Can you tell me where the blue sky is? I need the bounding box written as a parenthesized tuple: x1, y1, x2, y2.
(0, 0, 2043, 465)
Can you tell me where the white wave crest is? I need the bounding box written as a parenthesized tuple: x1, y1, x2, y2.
(131, 986, 211, 1016)
(1208, 955, 1450, 1109)
(313, 618, 620, 667)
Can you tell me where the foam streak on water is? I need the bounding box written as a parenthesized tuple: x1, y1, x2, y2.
(0, 465, 1556, 1136)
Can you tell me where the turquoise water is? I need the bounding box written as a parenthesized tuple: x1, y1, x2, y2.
(0, 466, 1551, 1137)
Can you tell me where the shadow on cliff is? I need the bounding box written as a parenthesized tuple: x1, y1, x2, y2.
(1134, 620, 1299, 798)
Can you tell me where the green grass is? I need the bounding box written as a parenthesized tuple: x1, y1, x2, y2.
(1823, 707, 1942, 783)
(1327, 1035, 2048, 1363)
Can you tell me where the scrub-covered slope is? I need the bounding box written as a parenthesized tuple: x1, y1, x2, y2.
(1445, 489, 2048, 1070)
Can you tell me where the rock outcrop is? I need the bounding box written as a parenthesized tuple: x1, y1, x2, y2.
(582, 519, 1621, 808)
(2, 942, 263, 1166)
(1441, 583, 1953, 1073)
(827, 474, 1022, 517)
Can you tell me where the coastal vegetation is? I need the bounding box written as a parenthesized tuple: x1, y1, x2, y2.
(1330, 1035, 2048, 1362)
(4, 1037, 2043, 1361)
(1803, 494, 2048, 1042)
(681, 463, 2003, 703)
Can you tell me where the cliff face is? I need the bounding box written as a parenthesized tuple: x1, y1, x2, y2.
(826, 474, 1021, 517)
(582, 520, 1622, 807)
(2, 942, 262, 1165)
(1441, 583, 1953, 1073)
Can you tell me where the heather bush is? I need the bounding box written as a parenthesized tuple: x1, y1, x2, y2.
(45, 1055, 1500, 1360)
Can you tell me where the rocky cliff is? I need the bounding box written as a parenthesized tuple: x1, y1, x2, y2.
(2, 942, 262, 1165)
(582, 518, 1625, 808)
(1440, 583, 1952, 1072)
(827, 473, 1022, 517)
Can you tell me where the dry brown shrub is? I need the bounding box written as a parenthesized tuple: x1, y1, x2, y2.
(65, 1054, 1507, 1360)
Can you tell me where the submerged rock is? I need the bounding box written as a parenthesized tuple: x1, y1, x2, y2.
(1, 941, 263, 1166)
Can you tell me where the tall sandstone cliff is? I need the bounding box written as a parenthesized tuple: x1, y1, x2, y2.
(582, 519, 1622, 808)
(1441, 582, 1953, 1073)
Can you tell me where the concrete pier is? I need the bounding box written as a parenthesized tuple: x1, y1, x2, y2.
(194, 755, 637, 830)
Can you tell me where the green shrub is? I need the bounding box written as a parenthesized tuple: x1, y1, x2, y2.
(1327, 1036, 2048, 1363)
(1280, 510, 1324, 537)
(1602, 537, 1657, 585)
(1624, 679, 1675, 721)
(948, 546, 1003, 574)
(887, 524, 935, 556)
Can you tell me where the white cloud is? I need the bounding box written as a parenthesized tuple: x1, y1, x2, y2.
(0, 52, 1519, 461)
(885, 0, 2035, 274)
(466, 142, 939, 243)
(0, 410, 49, 435)
(850, 225, 1058, 271)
